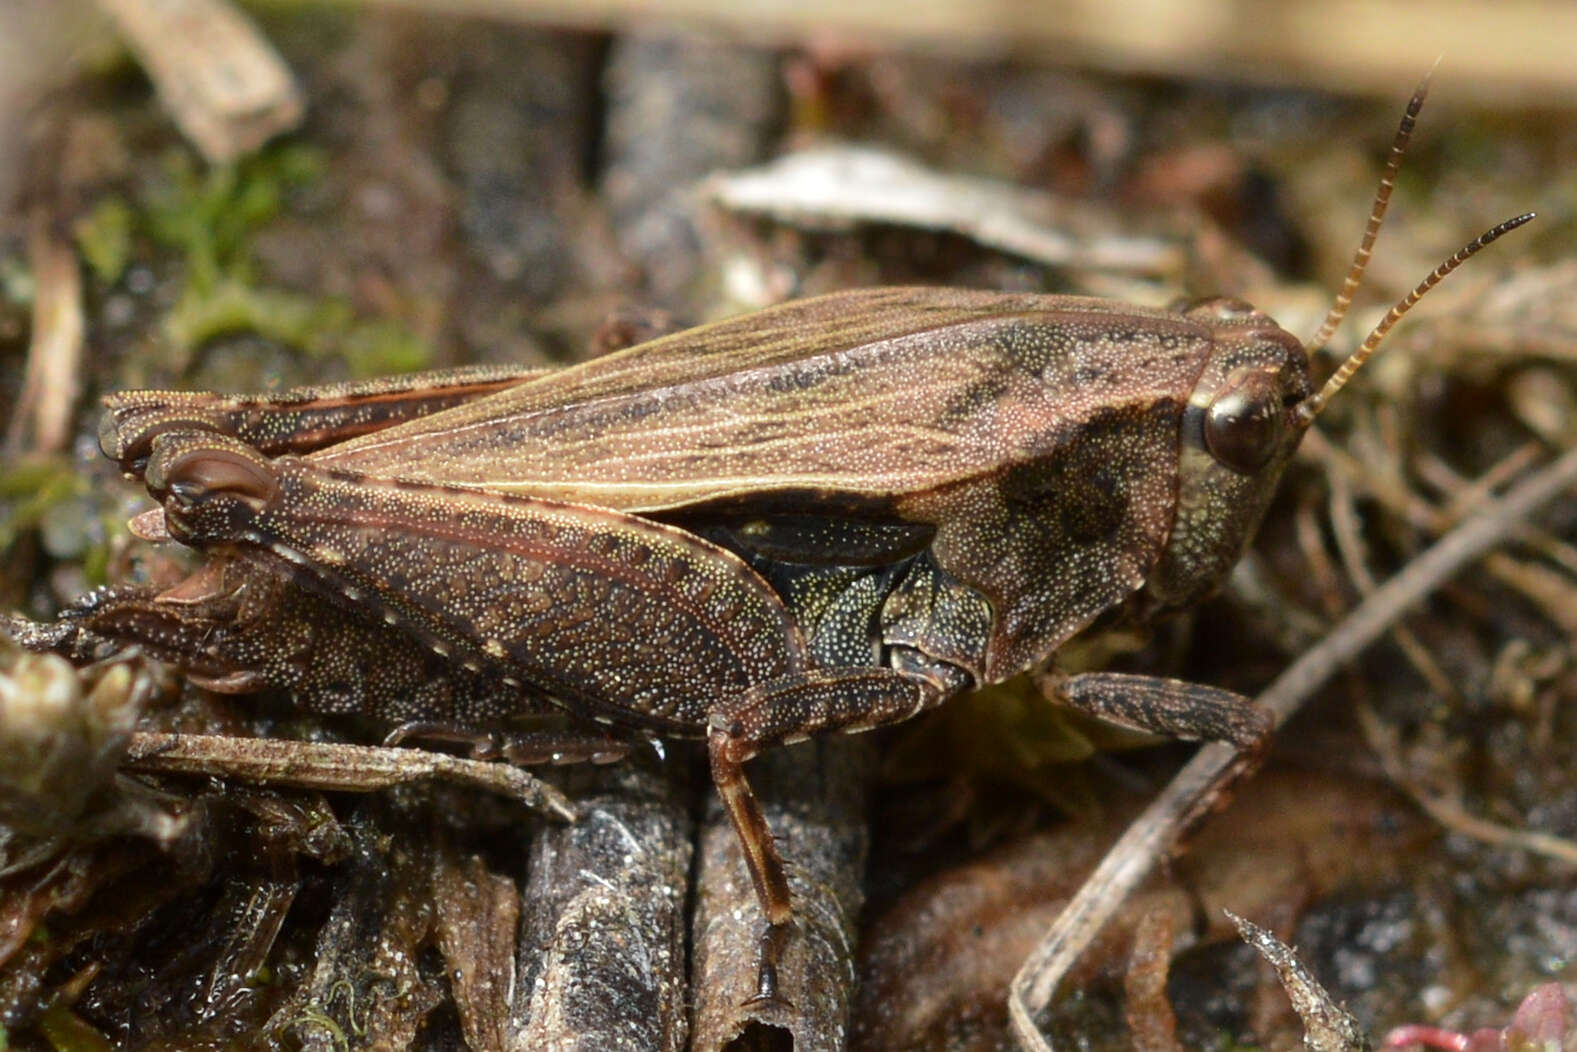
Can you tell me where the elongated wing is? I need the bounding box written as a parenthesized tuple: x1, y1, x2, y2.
(313, 287, 1210, 515)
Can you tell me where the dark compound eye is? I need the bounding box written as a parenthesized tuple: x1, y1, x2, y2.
(1204, 368, 1285, 474)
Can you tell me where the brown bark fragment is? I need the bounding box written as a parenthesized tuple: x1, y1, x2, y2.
(433, 847, 521, 1052)
(514, 759, 693, 1052)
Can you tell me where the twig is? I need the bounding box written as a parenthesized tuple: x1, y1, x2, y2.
(91, 0, 302, 164)
(1353, 701, 1577, 867)
(5, 201, 83, 456)
(124, 731, 576, 820)
(1008, 442, 1577, 1051)
(1327, 474, 1461, 703)
(1123, 907, 1183, 1052)
(431, 848, 520, 1052)
(1327, 466, 1577, 866)
(1228, 911, 1371, 1052)
(1301, 429, 1577, 623)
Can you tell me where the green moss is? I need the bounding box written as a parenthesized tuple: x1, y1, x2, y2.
(0, 463, 85, 553)
(165, 278, 332, 353)
(1213, 1039, 1264, 1052)
(0, 460, 116, 583)
(164, 278, 431, 379)
(72, 198, 133, 286)
(282, 1007, 349, 1051)
(137, 143, 425, 377)
(143, 144, 320, 291)
(336, 316, 432, 377)
(80, 513, 121, 587)
(0, 254, 34, 308)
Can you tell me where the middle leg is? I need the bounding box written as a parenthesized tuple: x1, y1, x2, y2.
(706, 664, 950, 1004)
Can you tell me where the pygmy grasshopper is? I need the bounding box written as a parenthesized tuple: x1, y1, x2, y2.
(38, 80, 1529, 1013)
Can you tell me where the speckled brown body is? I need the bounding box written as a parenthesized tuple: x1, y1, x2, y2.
(100, 288, 1311, 705)
(79, 284, 1316, 1002)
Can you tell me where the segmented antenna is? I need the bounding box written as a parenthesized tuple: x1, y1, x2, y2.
(1295, 64, 1536, 425)
(1303, 69, 1432, 356)
(1297, 212, 1535, 424)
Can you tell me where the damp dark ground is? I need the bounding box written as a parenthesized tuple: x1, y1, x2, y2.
(1, 6, 1575, 1051)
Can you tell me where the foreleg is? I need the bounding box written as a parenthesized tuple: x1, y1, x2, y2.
(1043, 670, 1273, 826)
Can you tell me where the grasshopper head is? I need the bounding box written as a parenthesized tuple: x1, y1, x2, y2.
(1141, 74, 1533, 617)
(1142, 299, 1314, 612)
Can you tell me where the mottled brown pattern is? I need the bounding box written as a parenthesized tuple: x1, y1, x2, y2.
(903, 396, 1180, 675)
(251, 290, 1226, 682)
(878, 557, 993, 682)
(153, 432, 814, 735)
(69, 284, 1322, 1008)
(308, 290, 1210, 515)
